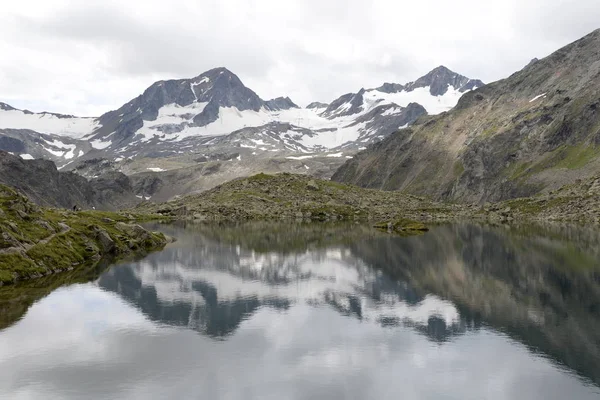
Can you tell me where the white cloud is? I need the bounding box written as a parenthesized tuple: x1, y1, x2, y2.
(0, 0, 598, 116)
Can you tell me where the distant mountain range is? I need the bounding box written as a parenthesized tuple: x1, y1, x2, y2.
(0, 65, 483, 200)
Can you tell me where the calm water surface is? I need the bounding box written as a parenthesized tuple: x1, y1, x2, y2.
(1, 222, 599, 399)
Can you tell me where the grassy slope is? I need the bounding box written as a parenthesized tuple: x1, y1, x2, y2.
(475, 174, 600, 223)
(0, 184, 169, 284)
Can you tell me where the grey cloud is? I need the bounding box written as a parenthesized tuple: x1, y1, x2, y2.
(512, 1, 600, 42)
(1, 0, 599, 115)
(18, 3, 275, 79)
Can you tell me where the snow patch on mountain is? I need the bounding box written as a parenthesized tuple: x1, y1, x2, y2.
(529, 93, 547, 102)
(0, 107, 98, 138)
(136, 104, 273, 142)
(91, 139, 112, 150)
(365, 86, 468, 115)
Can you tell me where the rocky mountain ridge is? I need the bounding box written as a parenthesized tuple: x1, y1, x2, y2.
(0, 151, 138, 210)
(334, 28, 600, 204)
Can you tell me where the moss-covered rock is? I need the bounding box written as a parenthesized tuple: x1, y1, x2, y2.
(0, 184, 170, 285)
(374, 218, 429, 236)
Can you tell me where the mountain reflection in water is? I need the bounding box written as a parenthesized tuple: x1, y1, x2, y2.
(98, 222, 600, 382)
(0, 222, 599, 400)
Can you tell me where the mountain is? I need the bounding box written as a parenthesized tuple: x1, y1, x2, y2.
(323, 66, 484, 119)
(403, 65, 483, 95)
(0, 129, 91, 165)
(0, 151, 138, 210)
(306, 101, 328, 110)
(82, 66, 460, 155)
(264, 96, 299, 111)
(333, 28, 600, 204)
(0, 102, 97, 138)
(0, 65, 483, 200)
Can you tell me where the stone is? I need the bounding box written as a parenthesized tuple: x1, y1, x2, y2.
(173, 206, 188, 217)
(306, 180, 320, 191)
(35, 220, 56, 233)
(193, 213, 207, 221)
(95, 229, 115, 253)
(115, 222, 148, 238)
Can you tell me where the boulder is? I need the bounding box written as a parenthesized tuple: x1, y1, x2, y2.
(306, 180, 320, 191)
(95, 229, 115, 253)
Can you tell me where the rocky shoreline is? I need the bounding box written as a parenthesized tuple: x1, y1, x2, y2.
(135, 172, 600, 226)
(0, 184, 171, 285)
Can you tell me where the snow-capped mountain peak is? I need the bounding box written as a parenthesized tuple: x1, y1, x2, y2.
(0, 65, 483, 174)
(403, 65, 484, 96)
(317, 66, 484, 120)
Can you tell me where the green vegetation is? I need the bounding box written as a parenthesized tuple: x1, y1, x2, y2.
(506, 145, 600, 185)
(503, 197, 572, 215)
(0, 184, 170, 285)
(453, 161, 465, 177)
(481, 122, 501, 138)
(554, 145, 600, 169)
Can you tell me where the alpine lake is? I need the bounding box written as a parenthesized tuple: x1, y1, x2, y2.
(1, 221, 599, 400)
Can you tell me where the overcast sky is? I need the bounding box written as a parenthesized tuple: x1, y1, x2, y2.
(1, 0, 598, 116)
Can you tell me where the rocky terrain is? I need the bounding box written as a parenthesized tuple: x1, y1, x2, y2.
(135, 173, 477, 223)
(0, 184, 169, 285)
(135, 171, 600, 226)
(492, 174, 600, 223)
(333, 28, 600, 204)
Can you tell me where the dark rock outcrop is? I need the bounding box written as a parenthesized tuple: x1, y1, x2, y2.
(404, 65, 485, 95)
(321, 89, 367, 118)
(306, 101, 328, 109)
(264, 97, 299, 111)
(375, 82, 406, 93)
(0, 151, 138, 210)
